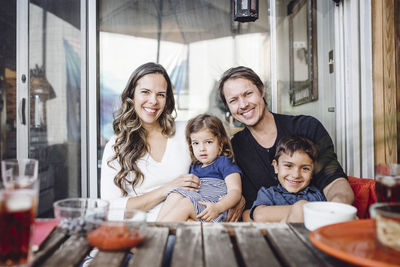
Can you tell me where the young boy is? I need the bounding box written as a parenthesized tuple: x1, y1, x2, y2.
(250, 135, 326, 222)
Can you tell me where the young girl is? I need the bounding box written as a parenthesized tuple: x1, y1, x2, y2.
(157, 114, 242, 222)
(250, 135, 327, 222)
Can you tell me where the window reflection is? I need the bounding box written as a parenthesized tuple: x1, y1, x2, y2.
(0, 0, 17, 161)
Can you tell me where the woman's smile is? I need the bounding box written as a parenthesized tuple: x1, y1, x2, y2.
(143, 107, 157, 114)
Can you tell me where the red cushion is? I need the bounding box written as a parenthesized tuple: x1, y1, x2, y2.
(348, 176, 376, 219)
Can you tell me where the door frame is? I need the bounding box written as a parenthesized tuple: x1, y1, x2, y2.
(88, 0, 98, 198)
(16, 0, 29, 158)
(334, 0, 374, 178)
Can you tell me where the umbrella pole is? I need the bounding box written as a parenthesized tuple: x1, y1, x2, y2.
(156, 0, 163, 63)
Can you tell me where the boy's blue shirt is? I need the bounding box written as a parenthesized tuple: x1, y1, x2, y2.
(250, 184, 326, 220)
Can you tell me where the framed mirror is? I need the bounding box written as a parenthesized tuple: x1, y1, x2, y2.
(288, 0, 318, 106)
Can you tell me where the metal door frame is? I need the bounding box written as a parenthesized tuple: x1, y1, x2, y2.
(16, 0, 29, 158)
(88, 0, 98, 197)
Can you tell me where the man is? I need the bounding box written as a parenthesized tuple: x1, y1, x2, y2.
(221, 66, 354, 222)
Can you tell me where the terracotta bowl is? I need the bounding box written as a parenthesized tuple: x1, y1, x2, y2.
(85, 208, 147, 251)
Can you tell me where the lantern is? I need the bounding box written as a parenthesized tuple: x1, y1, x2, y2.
(233, 0, 259, 22)
(30, 65, 56, 128)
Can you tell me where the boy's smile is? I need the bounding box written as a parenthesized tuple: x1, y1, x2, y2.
(272, 151, 314, 193)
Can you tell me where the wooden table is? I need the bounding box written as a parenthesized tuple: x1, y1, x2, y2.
(33, 222, 352, 267)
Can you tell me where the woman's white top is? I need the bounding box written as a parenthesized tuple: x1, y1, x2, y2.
(100, 121, 191, 221)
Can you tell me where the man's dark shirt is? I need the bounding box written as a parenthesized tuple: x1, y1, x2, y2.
(231, 113, 347, 210)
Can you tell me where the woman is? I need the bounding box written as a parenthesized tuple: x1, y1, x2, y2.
(100, 62, 200, 221)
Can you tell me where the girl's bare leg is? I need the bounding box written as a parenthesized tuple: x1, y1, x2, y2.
(158, 197, 197, 222)
(157, 193, 185, 221)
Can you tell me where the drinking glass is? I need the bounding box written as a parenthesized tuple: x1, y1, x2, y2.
(375, 164, 400, 203)
(370, 202, 400, 255)
(0, 159, 39, 266)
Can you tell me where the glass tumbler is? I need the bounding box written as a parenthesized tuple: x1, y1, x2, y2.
(375, 164, 400, 203)
(0, 159, 39, 266)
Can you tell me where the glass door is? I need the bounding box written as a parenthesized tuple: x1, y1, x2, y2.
(0, 0, 17, 161)
(15, 0, 84, 217)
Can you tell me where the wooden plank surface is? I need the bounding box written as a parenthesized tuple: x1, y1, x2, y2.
(32, 227, 69, 267)
(32, 223, 350, 267)
(146, 222, 200, 235)
(372, 0, 385, 164)
(234, 227, 281, 267)
(40, 234, 91, 267)
(396, 0, 400, 162)
(382, 0, 398, 163)
(203, 224, 238, 267)
(289, 224, 352, 267)
(253, 222, 289, 234)
(127, 226, 169, 267)
(170, 225, 203, 267)
(265, 224, 326, 267)
(89, 250, 128, 267)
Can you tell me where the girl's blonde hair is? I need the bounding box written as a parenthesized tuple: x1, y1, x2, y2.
(185, 114, 234, 164)
(109, 62, 176, 196)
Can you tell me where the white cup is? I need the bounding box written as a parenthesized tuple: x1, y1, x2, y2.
(303, 201, 357, 231)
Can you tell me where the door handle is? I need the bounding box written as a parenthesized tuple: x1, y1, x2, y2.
(19, 98, 26, 125)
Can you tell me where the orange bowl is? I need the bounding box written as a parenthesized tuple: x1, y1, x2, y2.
(85, 208, 147, 251)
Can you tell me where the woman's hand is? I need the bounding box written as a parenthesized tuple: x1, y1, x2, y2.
(163, 174, 201, 195)
(197, 201, 220, 222)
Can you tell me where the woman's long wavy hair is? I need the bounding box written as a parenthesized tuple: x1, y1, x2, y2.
(109, 62, 176, 196)
(185, 114, 235, 165)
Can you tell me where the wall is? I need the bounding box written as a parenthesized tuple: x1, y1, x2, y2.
(372, 0, 400, 165)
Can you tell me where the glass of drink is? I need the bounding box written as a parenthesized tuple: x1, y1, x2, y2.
(371, 202, 400, 256)
(0, 159, 39, 266)
(375, 164, 400, 203)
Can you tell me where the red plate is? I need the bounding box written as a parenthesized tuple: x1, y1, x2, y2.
(310, 219, 400, 267)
